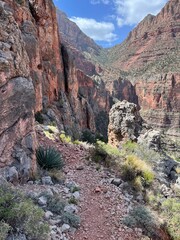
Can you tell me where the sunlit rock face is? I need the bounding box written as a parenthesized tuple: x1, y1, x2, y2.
(105, 0, 180, 135)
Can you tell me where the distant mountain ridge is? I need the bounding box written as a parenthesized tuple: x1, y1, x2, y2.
(56, 9, 101, 55)
(105, 0, 180, 73)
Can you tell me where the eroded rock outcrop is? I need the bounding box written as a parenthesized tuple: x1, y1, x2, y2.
(108, 100, 165, 152)
(108, 100, 143, 146)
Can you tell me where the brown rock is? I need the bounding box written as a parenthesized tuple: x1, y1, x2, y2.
(0, 1, 36, 177)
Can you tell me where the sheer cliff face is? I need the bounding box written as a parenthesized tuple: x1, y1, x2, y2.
(0, 0, 66, 174)
(0, 0, 111, 173)
(11, 0, 65, 112)
(0, 0, 36, 173)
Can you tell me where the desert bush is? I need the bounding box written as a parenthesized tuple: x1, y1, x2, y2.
(122, 141, 138, 153)
(70, 186, 80, 193)
(88, 140, 122, 167)
(73, 139, 81, 145)
(61, 212, 80, 228)
(68, 197, 78, 205)
(122, 155, 154, 188)
(147, 192, 163, 210)
(36, 146, 64, 170)
(60, 132, 72, 143)
(0, 221, 11, 240)
(123, 206, 157, 237)
(134, 145, 160, 163)
(133, 176, 143, 191)
(81, 129, 107, 144)
(96, 140, 121, 157)
(47, 197, 66, 214)
(81, 129, 96, 143)
(48, 169, 65, 184)
(122, 141, 160, 163)
(161, 198, 180, 240)
(44, 130, 55, 140)
(0, 185, 49, 239)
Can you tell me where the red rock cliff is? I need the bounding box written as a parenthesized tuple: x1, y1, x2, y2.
(0, 0, 114, 178)
(105, 0, 180, 135)
(0, 0, 36, 179)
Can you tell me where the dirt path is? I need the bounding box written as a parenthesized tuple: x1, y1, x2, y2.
(39, 136, 143, 240)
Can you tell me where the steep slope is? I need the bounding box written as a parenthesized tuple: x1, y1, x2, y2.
(106, 0, 180, 72)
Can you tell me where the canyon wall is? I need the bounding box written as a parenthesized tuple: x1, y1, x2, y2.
(0, 0, 111, 175)
(105, 0, 180, 135)
(0, 0, 36, 178)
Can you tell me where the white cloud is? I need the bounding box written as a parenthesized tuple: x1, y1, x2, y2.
(90, 0, 110, 4)
(113, 0, 168, 27)
(70, 17, 118, 42)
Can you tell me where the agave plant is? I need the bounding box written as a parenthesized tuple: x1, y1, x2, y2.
(36, 146, 64, 170)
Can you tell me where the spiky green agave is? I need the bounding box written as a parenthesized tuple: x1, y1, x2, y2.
(36, 146, 64, 170)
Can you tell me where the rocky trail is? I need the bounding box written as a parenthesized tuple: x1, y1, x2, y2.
(39, 134, 143, 240)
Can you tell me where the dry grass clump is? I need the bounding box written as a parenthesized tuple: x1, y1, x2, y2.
(121, 155, 154, 190)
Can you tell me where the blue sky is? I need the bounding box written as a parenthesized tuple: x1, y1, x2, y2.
(54, 0, 168, 48)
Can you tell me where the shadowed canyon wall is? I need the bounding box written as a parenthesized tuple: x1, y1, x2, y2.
(0, 0, 112, 175)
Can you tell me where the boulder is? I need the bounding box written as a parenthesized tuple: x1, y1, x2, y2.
(138, 129, 161, 150)
(108, 100, 143, 146)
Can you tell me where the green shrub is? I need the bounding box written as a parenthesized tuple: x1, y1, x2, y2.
(122, 155, 154, 188)
(122, 141, 138, 153)
(0, 185, 49, 239)
(81, 129, 96, 143)
(123, 206, 157, 237)
(96, 140, 121, 157)
(47, 197, 66, 214)
(68, 197, 78, 205)
(60, 133, 72, 143)
(61, 212, 80, 228)
(70, 186, 80, 193)
(44, 130, 55, 140)
(81, 129, 107, 144)
(36, 146, 64, 170)
(73, 140, 81, 145)
(88, 140, 121, 167)
(35, 111, 44, 124)
(161, 198, 180, 240)
(0, 221, 11, 240)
